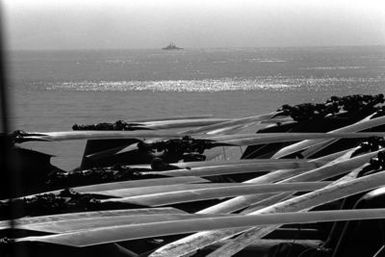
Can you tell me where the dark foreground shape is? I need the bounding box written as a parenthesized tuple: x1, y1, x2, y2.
(80, 137, 214, 169)
(0, 147, 64, 199)
(327, 187, 385, 257)
(0, 241, 139, 257)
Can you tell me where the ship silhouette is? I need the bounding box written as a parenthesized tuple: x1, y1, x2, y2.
(162, 42, 183, 50)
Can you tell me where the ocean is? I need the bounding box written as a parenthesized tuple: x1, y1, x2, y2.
(7, 46, 385, 169)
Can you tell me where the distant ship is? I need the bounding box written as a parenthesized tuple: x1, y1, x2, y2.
(162, 42, 183, 50)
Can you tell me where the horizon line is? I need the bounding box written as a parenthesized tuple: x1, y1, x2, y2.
(6, 43, 385, 52)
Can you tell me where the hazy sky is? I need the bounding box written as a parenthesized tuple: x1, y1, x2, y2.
(3, 0, 385, 50)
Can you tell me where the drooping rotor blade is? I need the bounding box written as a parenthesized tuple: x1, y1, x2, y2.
(212, 132, 385, 146)
(13, 131, 385, 145)
(131, 114, 215, 122)
(181, 112, 279, 135)
(272, 113, 385, 158)
(102, 182, 330, 206)
(144, 159, 324, 177)
(17, 208, 385, 247)
(0, 207, 188, 228)
(23, 176, 209, 198)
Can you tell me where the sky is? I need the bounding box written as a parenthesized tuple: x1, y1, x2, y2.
(3, 0, 385, 50)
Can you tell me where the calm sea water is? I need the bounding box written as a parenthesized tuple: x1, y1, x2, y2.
(7, 46, 385, 169)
